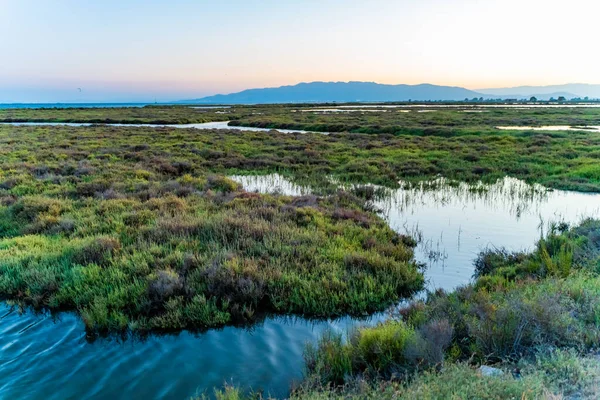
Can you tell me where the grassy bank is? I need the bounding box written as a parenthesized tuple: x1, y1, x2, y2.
(208, 353, 600, 399)
(295, 220, 600, 399)
(203, 220, 600, 399)
(229, 105, 600, 135)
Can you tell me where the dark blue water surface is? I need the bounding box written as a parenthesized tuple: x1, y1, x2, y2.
(0, 304, 382, 399)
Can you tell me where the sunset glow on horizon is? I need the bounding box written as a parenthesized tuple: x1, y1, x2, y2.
(1, 0, 598, 102)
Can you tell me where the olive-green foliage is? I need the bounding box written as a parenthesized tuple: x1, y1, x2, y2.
(208, 349, 600, 399)
(228, 104, 600, 136)
(0, 125, 429, 335)
(4, 105, 600, 191)
(0, 105, 232, 124)
(474, 219, 600, 287)
(305, 222, 600, 394)
(305, 321, 417, 384)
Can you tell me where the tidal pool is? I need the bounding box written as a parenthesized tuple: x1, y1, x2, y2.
(2, 175, 600, 399)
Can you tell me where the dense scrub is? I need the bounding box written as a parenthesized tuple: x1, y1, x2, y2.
(295, 220, 600, 399)
(205, 350, 600, 399)
(0, 125, 424, 333)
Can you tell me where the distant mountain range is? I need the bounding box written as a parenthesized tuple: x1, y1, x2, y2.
(180, 82, 600, 104)
(477, 84, 600, 100)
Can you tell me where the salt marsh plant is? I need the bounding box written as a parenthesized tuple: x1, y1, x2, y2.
(0, 125, 425, 334)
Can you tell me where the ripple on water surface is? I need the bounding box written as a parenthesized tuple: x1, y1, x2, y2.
(0, 303, 385, 399)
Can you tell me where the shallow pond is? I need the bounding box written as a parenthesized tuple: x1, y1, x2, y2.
(2, 176, 600, 399)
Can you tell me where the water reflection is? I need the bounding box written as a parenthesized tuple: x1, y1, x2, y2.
(0, 303, 385, 399)
(232, 175, 600, 291)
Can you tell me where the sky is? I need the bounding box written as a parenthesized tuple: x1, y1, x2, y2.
(0, 0, 598, 102)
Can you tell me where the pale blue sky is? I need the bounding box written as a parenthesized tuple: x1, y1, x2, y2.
(0, 0, 598, 102)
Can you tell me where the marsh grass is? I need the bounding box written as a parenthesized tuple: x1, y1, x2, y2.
(297, 221, 600, 398)
(0, 126, 426, 334)
(206, 349, 600, 399)
(4, 105, 600, 192)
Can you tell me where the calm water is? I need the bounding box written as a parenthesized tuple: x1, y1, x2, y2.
(2, 176, 600, 399)
(0, 121, 315, 134)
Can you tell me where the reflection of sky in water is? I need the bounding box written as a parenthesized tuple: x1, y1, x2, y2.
(232, 175, 600, 291)
(0, 303, 385, 400)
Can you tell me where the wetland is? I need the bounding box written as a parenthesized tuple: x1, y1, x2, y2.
(3, 103, 600, 399)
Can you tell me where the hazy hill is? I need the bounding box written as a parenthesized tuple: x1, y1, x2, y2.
(478, 84, 600, 99)
(182, 81, 485, 104)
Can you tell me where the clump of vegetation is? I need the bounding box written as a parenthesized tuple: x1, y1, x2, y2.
(0, 125, 425, 334)
(291, 220, 600, 399)
(206, 349, 600, 399)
